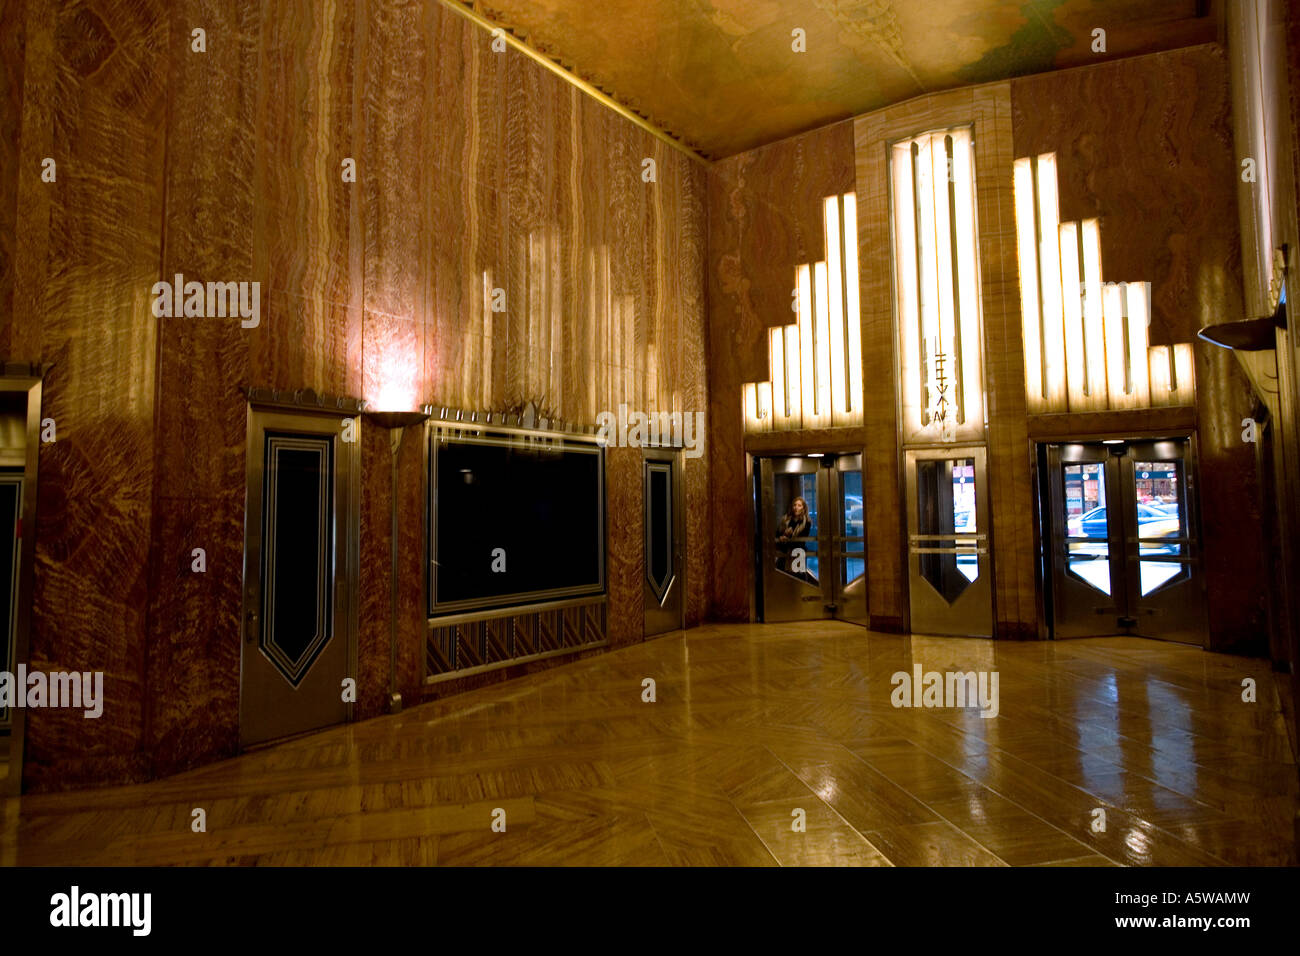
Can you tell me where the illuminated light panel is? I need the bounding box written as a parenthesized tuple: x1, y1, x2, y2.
(1080, 219, 1109, 411)
(1058, 222, 1088, 409)
(1147, 346, 1173, 405)
(1102, 282, 1134, 409)
(892, 127, 985, 442)
(1035, 155, 1068, 411)
(1014, 157, 1045, 412)
(1124, 280, 1151, 407)
(1148, 343, 1196, 407)
(740, 193, 864, 434)
(824, 196, 849, 424)
(797, 263, 816, 424)
(812, 260, 834, 428)
(948, 128, 982, 427)
(893, 142, 925, 433)
(842, 193, 864, 424)
(1171, 343, 1195, 406)
(784, 325, 801, 425)
(1015, 155, 1196, 412)
(756, 381, 772, 430)
(742, 381, 772, 433)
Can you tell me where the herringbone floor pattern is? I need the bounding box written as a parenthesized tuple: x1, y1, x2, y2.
(3, 622, 1296, 866)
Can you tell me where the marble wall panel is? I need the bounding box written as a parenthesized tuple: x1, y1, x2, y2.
(706, 121, 856, 622)
(13, 0, 168, 790)
(0, 0, 27, 356)
(10, 0, 711, 788)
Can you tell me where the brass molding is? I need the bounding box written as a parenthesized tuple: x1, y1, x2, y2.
(433, 0, 709, 163)
(242, 386, 366, 415)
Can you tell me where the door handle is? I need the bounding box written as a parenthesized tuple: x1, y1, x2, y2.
(246, 607, 259, 643)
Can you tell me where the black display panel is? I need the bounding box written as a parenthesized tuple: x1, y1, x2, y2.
(430, 432, 604, 612)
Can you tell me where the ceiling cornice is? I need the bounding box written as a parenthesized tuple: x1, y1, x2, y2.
(434, 0, 710, 163)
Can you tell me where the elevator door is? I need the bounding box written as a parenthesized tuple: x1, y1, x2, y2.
(757, 454, 867, 624)
(1045, 439, 1204, 644)
(905, 447, 992, 637)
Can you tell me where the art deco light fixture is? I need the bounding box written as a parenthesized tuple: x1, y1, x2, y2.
(890, 126, 985, 444)
(743, 193, 863, 434)
(1014, 152, 1195, 412)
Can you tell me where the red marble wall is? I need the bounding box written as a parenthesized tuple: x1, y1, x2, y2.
(3, 0, 710, 790)
(3, 0, 167, 790)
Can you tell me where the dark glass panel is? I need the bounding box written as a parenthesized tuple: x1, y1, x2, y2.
(648, 467, 670, 588)
(917, 458, 976, 604)
(262, 435, 333, 676)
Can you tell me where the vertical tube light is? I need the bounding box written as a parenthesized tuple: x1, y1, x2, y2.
(1014, 157, 1045, 413)
(892, 140, 923, 435)
(1080, 218, 1108, 410)
(949, 128, 981, 427)
(842, 193, 864, 427)
(1124, 280, 1151, 407)
(1058, 222, 1087, 410)
(813, 260, 834, 428)
(1035, 154, 1067, 411)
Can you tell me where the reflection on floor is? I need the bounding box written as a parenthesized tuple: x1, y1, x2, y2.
(2, 622, 1296, 866)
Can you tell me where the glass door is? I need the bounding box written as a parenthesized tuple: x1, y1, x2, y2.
(905, 447, 992, 636)
(1120, 442, 1203, 644)
(832, 455, 867, 624)
(1044, 439, 1204, 644)
(756, 453, 867, 624)
(1047, 445, 1124, 637)
(759, 457, 825, 622)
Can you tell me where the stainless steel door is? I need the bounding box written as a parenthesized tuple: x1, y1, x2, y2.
(758, 454, 867, 624)
(1045, 438, 1204, 644)
(830, 454, 868, 624)
(1121, 440, 1203, 644)
(759, 456, 826, 622)
(643, 448, 684, 637)
(1047, 444, 1125, 637)
(905, 447, 992, 637)
(240, 407, 359, 747)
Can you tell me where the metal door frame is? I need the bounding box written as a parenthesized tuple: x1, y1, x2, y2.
(1046, 442, 1124, 638)
(1042, 435, 1205, 645)
(904, 445, 993, 637)
(756, 452, 867, 625)
(828, 453, 868, 624)
(240, 402, 360, 749)
(758, 456, 827, 622)
(642, 446, 684, 638)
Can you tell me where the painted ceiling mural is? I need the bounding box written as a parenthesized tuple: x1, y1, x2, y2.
(464, 0, 1215, 158)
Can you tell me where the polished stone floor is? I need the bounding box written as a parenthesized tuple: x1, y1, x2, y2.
(2, 622, 1296, 866)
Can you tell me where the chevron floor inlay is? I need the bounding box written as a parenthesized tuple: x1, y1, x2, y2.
(2, 622, 1296, 866)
